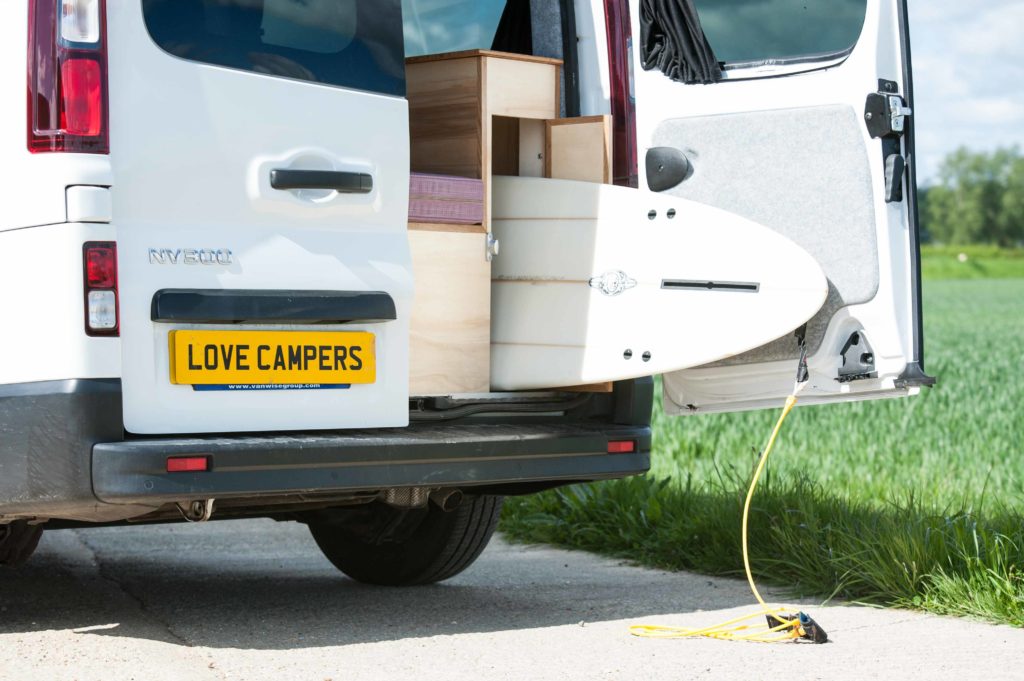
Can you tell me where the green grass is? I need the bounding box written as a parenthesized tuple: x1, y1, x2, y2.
(501, 278, 1024, 626)
(922, 245, 1024, 280)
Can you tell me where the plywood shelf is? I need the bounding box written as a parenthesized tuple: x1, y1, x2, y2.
(409, 221, 486, 234)
(405, 49, 563, 67)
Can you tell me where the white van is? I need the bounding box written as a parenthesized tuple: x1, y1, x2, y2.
(0, 0, 930, 583)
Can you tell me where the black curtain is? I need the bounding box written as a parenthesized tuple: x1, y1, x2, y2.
(639, 0, 721, 84)
(491, 0, 533, 55)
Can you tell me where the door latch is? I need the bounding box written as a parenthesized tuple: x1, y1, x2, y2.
(864, 80, 911, 203)
(864, 93, 912, 139)
(837, 331, 876, 383)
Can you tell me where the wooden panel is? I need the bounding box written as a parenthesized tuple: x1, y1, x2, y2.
(492, 116, 520, 176)
(482, 54, 559, 233)
(407, 49, 562, 66)
(409, 221, 487, 234)
(409, 229, 490, 395)
(409, 138, 482, 179)
(518, 119, 545, 177)
(406, 57, 482, 179)
(484, 57, 559, 120)
(557, 382, 615, 393)
(545, 115, 613, 184)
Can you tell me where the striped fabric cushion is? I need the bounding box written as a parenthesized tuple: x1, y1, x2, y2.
(409, 172, 484, 225)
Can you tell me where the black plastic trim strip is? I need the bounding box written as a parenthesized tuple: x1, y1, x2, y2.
(661, 279, 759, 293)
(151, 289, 397, 325)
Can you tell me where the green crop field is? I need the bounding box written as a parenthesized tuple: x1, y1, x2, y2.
(502, 269, 1024, 626)
(921, 245, 1024, 280)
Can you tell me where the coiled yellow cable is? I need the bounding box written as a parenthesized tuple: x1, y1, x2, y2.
(630, 387, 818, 643)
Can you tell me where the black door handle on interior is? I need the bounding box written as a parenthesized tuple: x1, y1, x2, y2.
(270, 169, 373, 193)
(645, 147, 691, 192)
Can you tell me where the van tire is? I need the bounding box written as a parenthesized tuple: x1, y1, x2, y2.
(0, 521, 43, 568)
(308, 495, 503, 586)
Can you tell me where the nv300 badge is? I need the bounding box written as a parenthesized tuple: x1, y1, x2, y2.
(148, 248, 233, 265)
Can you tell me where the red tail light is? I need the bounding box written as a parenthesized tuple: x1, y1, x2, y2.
(28, 0, 109, 153)
(85, 242, 116, 287)
(603, 0, 638, 188)
(83, 241, 118, 336)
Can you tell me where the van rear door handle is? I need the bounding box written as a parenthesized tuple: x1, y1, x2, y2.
(270, 169, 373, 194)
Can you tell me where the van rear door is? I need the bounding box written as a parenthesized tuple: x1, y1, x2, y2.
(620, 0, 933, 413)
(110, 1, 411, 434)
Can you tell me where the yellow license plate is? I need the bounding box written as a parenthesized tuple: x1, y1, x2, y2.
(169, 330, 375, 386)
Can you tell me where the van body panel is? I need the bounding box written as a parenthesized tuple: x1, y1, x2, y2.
(106, 3, 413, 434)
(0, 222, 121, 385)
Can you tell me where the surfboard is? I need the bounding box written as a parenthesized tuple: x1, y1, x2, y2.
(490, 176, 828, 391)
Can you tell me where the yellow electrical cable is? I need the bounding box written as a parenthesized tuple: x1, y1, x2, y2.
(630, 387, 817, 643)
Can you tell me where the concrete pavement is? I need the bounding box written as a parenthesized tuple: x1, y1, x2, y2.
(1, 519, 1021, 680)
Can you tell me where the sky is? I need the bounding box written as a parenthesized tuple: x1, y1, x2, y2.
(909, 0, 1024, 182)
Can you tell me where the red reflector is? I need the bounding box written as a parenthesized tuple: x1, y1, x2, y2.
(166, 456, 210, 473)
(607, 440, 636, 454)
(85, 244, 116, 288)
(61, 59, 104, 135)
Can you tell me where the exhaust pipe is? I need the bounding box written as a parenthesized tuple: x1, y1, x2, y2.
(430, 488, 464, 512)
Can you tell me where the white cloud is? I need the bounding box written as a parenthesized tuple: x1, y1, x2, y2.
(908, 0, 1024, 181)
(951, 4, 1024, 58)
(954, 97, 1023, 126)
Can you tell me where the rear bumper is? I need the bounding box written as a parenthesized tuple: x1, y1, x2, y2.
(92, 423, 650, 505)
(1, 379, 652, 521)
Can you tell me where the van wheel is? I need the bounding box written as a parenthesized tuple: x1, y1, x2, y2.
(308, 495, 503, 586)
(0, 521, 43, 567)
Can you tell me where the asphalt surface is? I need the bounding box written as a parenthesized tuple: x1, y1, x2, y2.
(1, 519, 1021, 681)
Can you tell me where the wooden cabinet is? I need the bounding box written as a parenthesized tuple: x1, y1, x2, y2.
(406, 49, 562, 232)
(405, 50, 614, 395)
